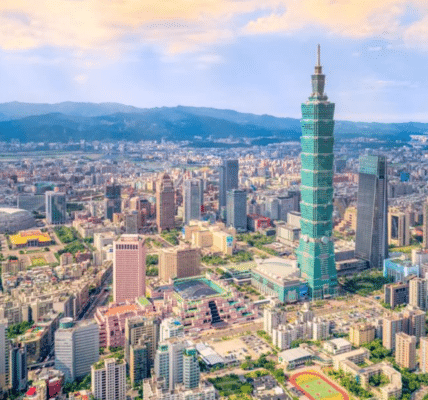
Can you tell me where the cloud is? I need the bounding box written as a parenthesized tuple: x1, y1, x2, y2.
(74, 74, 88, 84)
(0, 0, 427, 56)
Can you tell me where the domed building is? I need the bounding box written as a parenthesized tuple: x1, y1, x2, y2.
(0, 208, 36, 233)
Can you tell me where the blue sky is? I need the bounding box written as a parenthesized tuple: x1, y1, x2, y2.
(0, 0, 428, 122)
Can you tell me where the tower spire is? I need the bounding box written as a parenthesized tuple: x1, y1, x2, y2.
(317, 44, 321, 67)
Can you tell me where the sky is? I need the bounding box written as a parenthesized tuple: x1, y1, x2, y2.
(1, 0, 428, 122)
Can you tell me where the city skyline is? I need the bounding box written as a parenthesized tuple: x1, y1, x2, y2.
(0, 1, 427, 122)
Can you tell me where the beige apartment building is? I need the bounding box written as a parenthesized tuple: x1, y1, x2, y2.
(349, 324, 375, 347)
(395, 332, 416, 370)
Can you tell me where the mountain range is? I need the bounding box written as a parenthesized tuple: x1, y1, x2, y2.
(0, 102, 425, 145)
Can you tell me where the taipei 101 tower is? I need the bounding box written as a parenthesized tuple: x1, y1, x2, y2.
(297, 45, 338, 299)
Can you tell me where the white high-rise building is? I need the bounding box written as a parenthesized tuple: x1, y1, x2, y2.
(92, 358, 126, 400)
(312, 318, 330, 341)
(55, 318, 99, 382)
(263, 307, 286, 335)
(154, 339, 199, 391)
(160, 318, 184, 342)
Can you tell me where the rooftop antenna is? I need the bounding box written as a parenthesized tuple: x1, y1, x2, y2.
(317, 44, 321, 67)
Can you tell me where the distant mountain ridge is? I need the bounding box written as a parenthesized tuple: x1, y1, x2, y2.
(0, 102, 425, 144)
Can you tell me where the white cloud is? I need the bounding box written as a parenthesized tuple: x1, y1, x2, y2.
(74, 74, 88, 84)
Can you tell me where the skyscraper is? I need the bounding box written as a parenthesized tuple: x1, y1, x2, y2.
(297, 45, 337, 299)
(156, 173, 175, 232)
(113, 235, 146, 303)
(183, 179, 203, 225)
(45, 191, 67, 225)
(355, 155, 388, 269)
(423, 199, 428, 249)
(125, 316, 160, 385)
(9, 343, 27, 392)
(389, 210, 410, 247)
(219, 159, 238, 209)
(104, 183, 121, 221)
(0, 319, 9, 390)
(54, 318, 99, 382)
(91, 358, 126, 400)
(226, 189, 247, 232)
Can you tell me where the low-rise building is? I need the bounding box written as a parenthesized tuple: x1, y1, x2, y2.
(323, 338, 352, 355)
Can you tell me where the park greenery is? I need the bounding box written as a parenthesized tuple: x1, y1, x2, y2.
(146, 254, 158, 265)
(369, 373, 389, 387)
(362, 339, 393, 363)
(160, 229, 180, 245)
(7, 321, 34, 339)
(55, 226, 80, 244)
(63, 373, 91, 394)
(57, 241, 86, 256)
(66, 203, 85, 212)
(236, 233, 279, 255)
(341, 271, 392, 296)
(239, 354, 285, 384)
(202, 254, 227, 266)
(146, 267, 159, 276)
(327, 369, 372, 399)
(207, 374, 252, 397)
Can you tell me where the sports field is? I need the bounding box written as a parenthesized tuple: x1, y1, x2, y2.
(290, 371, 349, 400)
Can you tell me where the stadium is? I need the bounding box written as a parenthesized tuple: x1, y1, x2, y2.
(0, 208, 36, 233)
(168, 276, 256, 332)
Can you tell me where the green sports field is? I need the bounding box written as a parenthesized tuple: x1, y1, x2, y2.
(290, 371, 348, 400)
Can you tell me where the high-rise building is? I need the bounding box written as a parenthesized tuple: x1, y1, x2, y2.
(355, 155, 388, 269)
(156, 173, 175, 232)
(0, 319, 10, 390)
(54, 318, 99, 382)
(125, 211, 141, 234)
(384, 282, 409, 309)
(124, 316, 160, 386)
(420, 337, 428, 373)
(395, 332, 416, 370)
(263, 306, 287, 336)
(183, 179, 203, 225)
(104, 183, 121, 221)
(226, 189, 247, 232)
(113, 235, 146, 303)
(154, 339, 198, 390)
(383, 314, 404, 350)
(159, 246, 200, 282)
(349, 324, 375, 347)
(9, 343, 27, 392)
(423, 199, 428, 249)
(91, 358, 126, 400)
(219, 159, 239, 209)
(389, 210, 410, 247)
(409, 277, 428, 311)
(183, 348, 200, 390)
(296, 46, 337, 299)
(45, 191, 67, 225)
(160, 318, 184, 342)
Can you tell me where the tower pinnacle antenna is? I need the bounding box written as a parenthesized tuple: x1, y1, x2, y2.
(317, 44, 321, 67)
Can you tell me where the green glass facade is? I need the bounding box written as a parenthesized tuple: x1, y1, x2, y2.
(297, 46, 338, 299)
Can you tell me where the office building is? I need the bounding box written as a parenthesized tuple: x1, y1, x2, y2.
(10, 343, 27, 392)
(159, 246, 200, 282)
(125, 211, 141, 234)
(45, 191, 67, 225)
(395, 332, 416, 370)
(125, 316, 160, 385)
(113, 235, 146, 303)
(226, 189, 247, 232)
(91, 358, 126, 400)
(349, 324, 375, 347)
(355, 155, 388, 269)
(183, 179, 203, 225)
(296, 46, 338, 299)
(409, 277, 428, 311)
(156, 173, 175, 232)
(104, 183, 121, 221)
(219, 159, 238, 209)
(54, 318, 99, 382)
(0, 319, 9, 390)
(420, 337, 428, 373)
(389, 211, 410, 247)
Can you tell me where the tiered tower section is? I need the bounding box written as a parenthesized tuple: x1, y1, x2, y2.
(297, 45, 338, 299)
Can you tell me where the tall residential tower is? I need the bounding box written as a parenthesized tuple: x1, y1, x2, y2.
(156, 173, 175, 232)
(297, 46, 338, 299)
